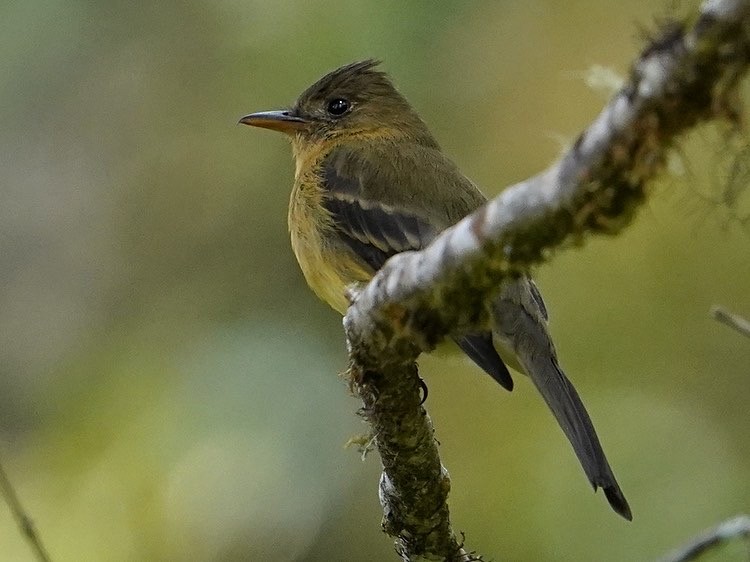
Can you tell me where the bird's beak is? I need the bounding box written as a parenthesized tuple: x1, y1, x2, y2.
(238, 110, 307, 134)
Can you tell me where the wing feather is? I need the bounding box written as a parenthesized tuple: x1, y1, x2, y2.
(319, 146, 514, 391)
(322, 149, 435, 268)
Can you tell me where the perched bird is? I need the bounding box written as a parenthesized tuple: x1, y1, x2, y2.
(239, 60, 631, 520)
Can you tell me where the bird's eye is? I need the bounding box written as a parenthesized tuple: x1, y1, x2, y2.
(326, 98, 350, 116)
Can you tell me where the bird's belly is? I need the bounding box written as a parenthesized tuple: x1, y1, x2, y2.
(296, 244, 353, 315)
(289, 195, 371, 315)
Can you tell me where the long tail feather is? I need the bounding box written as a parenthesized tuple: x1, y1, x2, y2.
(492, 281, 632, 520)
(531, 355, 631, 520)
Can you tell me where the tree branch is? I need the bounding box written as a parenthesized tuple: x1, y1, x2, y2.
(0, 457, 52, 562)
(343, 1, 750, 559)
(711, 305, 750, 338)
(657, 514, 750, 562)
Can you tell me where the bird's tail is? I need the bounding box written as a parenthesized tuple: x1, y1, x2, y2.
(492, 283, 632, 520)
(529, 353, 631, 520)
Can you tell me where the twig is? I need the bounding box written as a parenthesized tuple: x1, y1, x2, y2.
(0, 457, 52, 562)
(657, 514, 750, 562)
(342, 1, 750, 559)
(711, 305, 750, 338)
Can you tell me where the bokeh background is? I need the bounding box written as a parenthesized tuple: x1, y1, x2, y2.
(1, 1, 749, 560)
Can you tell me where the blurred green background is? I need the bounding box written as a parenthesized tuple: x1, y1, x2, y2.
(1, 1, 748, 560)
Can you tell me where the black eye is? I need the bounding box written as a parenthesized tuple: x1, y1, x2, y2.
(326, 98, 350, 116)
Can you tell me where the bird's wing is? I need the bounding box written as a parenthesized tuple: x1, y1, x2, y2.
(320, 145, 514, 390)
(321, 191, 431, 271)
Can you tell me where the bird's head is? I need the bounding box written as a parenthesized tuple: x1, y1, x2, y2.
(240, 60, 436, 147)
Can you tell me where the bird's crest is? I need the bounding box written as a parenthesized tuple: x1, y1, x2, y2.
(295, 59, 396, 106)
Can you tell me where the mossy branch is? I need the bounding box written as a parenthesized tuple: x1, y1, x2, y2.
(341, 1, 750, 560)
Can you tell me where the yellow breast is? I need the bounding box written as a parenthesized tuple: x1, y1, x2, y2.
(288, 142, 372, 315)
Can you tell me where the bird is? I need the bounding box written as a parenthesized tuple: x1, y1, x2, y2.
(239, 60, 631, 521)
